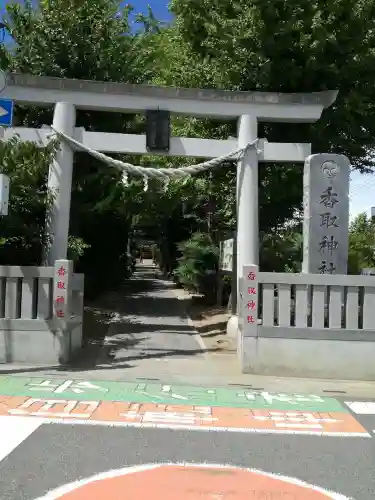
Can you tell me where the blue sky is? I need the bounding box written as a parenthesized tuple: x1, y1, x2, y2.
(130, 0, 171, 21)
(0, 0, 372, 219)
(128, 0, 172, 31)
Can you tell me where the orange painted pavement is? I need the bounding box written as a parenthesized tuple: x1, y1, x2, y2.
(53, 465, 340, 499)
(0, 395, 368, 434)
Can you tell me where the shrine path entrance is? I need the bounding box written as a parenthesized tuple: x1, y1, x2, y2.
(80, 260, 213, 379)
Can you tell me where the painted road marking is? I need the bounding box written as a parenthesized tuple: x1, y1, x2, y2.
(33, 463, 350, 499)
(0, 396, 369, 436)
(0, 376, 347, 411)
(27, 380, 108, 395)
(161, 385, 188, 400)
(252, 411, 343, 429)
(345, 401, 375, 414)
(9, 398, 100, 419)
(0, 415, 43, 463)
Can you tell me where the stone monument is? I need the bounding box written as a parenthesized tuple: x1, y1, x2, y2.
(302, 154, 350, 274)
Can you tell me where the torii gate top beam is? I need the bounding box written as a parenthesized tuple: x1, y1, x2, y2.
(4, 73, 337, 122)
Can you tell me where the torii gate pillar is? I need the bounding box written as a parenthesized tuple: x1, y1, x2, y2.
(227, 115, 259, 339)
(237, 115, 259, 273)
(44, 102, 76, 265)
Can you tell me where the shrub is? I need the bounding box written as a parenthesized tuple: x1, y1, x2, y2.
(174, 232, 219, 301)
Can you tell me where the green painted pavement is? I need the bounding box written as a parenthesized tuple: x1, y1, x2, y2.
(0, 376, 346, 412)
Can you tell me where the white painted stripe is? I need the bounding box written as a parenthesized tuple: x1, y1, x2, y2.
(34, 462, 351, 500)
(20, 416, 371, 437)
(345, 401, 375, 414)
(0, 415, 44, 463)
(274, 423, 323, 429)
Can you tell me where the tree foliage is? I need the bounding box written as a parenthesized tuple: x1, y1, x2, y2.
(0, 137, 57, 265)
(5, 0, 145, 82)
(170, 0, 375, 169)
(348, 213, 375, 274)
(0, 0, 373, 297)
(174, 232, 218, 301)
(0, 0, 155, 295)
(155, 0, 375, 273)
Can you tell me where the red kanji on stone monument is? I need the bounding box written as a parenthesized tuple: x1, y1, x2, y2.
(57, 281, 66, 290)
(247, 287, 256, 295)
(247, 271, 256, 280)
(247, 316, 255, 323)
(57, 266, 66, 277)
(247, 300, 256, 310)
(56, 296, 65, 304)
(56, 310, 65, 318)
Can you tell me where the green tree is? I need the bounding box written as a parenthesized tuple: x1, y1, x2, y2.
(152, 0, 375, 244)
(260, 223, 303, 272)
(2, 0, 372, 284)
(0, 0, 158, 294)
(5, 0, 146, 83)
(170, 0, 375, 169)
(348, 213, 375, 274)
(174, 232, 219, 302)
(0, 136, 57, 265)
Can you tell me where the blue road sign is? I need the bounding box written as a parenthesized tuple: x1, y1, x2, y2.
(0, 98, 13, 127)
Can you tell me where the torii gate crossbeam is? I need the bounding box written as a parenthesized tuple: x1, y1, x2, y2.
(0, 73, 338, 337)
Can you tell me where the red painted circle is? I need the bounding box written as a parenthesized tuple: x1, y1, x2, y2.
(41, 464, 346, 499)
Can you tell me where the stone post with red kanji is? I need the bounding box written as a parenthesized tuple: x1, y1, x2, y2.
(53, 259, 73, 324)
(242, 264, 258, 337)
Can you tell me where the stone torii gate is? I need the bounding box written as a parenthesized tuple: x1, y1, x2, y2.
(1, 73, 337, 330)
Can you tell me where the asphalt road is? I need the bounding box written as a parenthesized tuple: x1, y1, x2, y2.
(1, 265, 375, 499)
(0, 376, 375, 498)
(0, 417, 374, 499)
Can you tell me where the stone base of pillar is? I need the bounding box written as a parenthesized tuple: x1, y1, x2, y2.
(226, 314, 239, 338)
